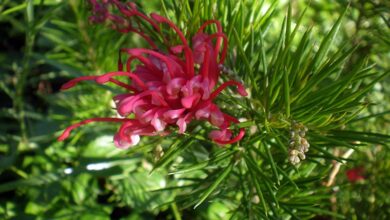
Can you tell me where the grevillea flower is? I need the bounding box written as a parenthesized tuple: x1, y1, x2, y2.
(58, 1, 247, 148)
(346, 167, 365, 183)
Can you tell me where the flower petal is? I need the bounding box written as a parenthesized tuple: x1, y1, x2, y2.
(114, 133, 140, 149)
(210, 107, 224, 127)
(164, 108, 186, 120)
(209, 129, 232, 142)
(151, 116, 166, 132)
(167, 78, 186, 96)
(181, 94, 201, 109)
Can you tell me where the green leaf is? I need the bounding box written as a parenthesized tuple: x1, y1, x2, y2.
(152, 138, 193, 172)
(310, 7, 347, 72)
(194, 160, 234, 209)
(171, 150, 236, 175)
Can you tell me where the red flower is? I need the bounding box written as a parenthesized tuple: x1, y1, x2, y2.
(58, 1, 247, 148)
(346, 167, 365, 183)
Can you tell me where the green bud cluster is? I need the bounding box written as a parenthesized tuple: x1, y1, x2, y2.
(288, 122, 310, 165)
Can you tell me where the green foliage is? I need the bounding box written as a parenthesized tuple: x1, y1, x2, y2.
(0, 0, 389, 219)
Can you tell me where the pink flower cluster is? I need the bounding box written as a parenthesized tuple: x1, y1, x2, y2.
(58, 0, 247, 148)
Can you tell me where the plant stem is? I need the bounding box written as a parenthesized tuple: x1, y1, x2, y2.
(15, 0, 35, 148)
(69, 0, 99, 71)
(170, 202, 182, 220)
(325, 148, 355, 187)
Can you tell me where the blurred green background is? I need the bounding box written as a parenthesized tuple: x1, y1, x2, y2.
(0, 0, 389, 219)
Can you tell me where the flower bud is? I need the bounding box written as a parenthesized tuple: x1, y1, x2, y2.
(287, 122, 310, 165)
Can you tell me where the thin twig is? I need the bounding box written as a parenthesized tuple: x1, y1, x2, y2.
(325, 148, 355, 187)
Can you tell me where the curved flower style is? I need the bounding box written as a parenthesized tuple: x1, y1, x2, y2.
(58, 1, 247, 148)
